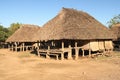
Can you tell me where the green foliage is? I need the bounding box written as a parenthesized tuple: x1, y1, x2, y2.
(0, 31, 7, 41)
(8, 23, 21, 35)
(0, 25, 8, 42)
(0, 22, 21, 42)
(0, 25, 4, 31)
(108, 14, 120, 28)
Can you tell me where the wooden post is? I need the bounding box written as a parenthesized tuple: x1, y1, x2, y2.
(8, 43, 10, 49)
(82, 49, 85, 57)
(56, 55, 59, 60)
(27, 46, 28, 51)
(46, 45, 50, 59)
(102, 50, 105, 56)
(75, 49, 79, 60)
(61, 41, 65, 60)
(37, 41, 40, 50)
(52, 41, 54, 46)
(11, 44, 14, 51)
(37, 42, 40, 57)
(39, 42, 41, 49)
(62, 41, 64, 50)
(15, 42, 17, 52)
(68, 44, 72, 60)
(22, 43, 25, 51)
(20, 44, 22, 51)
(61, 52, 64, 60)
(37, 50, 40, 57)
(75, 42, 79, 60)
(89, 49, 91, 57)
(89, 41, 91, 57)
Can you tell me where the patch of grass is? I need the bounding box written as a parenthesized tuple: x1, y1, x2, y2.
(0, 53, 5, 56)
(18, 52, 31, 58)
(114, 51, 120, 58)
(95, 55, 109, 60)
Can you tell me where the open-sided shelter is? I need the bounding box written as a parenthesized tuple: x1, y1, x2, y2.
(6, 24, 40, 51)
(36, 8, 115, 60)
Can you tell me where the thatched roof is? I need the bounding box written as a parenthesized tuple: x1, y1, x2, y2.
(38, 8, 115, 41)
(6, 8, 115, 42)
(110, 23, 120, 39)
(6, 24, 40, 42)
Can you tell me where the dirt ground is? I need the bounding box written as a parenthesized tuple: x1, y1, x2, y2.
(0, 49, 120, 80)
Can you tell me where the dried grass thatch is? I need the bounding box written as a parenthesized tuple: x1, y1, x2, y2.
(6, 8, 115, 43)
(110, 24, 120, 39)
(38, 8, 115, 41)
(90, 41, 99, 51)
(104, 41, 113, 49)
(98, 41, 104, 50)
(6, 24, 40, 42)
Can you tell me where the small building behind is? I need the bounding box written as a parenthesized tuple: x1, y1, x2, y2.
(6, 24, 41, 51)
(110, 24, 120, 50)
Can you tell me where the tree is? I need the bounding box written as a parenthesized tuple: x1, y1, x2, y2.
(107, 14, 120, 28)
(8, 22, 21, 35)
(0, 25, 9, 42)
(0, 23, 21, 42)
(0, 31, 7, 42)
(0, 25, 4, 31)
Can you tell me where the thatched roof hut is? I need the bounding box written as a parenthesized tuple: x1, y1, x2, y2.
(38, 8, 115, 41)
(6, 24, 40, 42)
(110, 24, 120, 40)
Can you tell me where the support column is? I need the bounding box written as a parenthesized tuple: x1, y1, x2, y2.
(89, 49, 91, 57)
(75, 49, 79, 60)
(62, 41, 64, 50)
(46, 45, 50, 59)
(61, 52, 64, 60)
(20, 43, 22, 51)
(52, 41, 54, 46)
(22, 43, 25, 51)
(37, 41, 40, 57)
(61, 41, 64, 60)
(26, 46, 28, 51)
(68, 44, 72, 60)
(75, 42, 79, 60)
(15, 42, 17, 52)
(11, 44, 14, 51)
(37, 50, 40, 57)
(56, 55, 59, 60)
(102, 50, 105, 56)
(82, 49, 85, 57)
(8, 43, 10, 49)
(37, 41, 40, 50)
